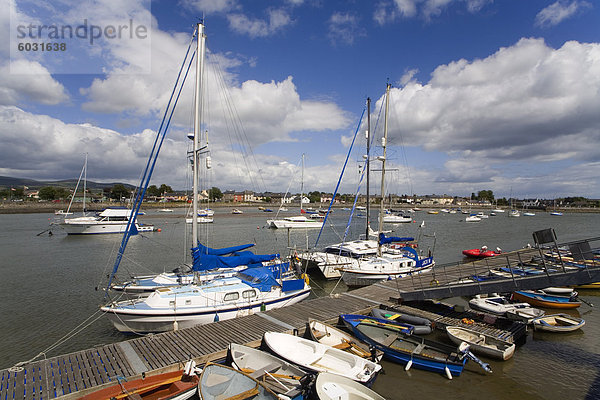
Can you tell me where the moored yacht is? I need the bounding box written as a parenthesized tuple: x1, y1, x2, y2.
(60, 207, 154, 235)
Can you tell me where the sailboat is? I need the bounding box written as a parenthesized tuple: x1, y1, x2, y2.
(336, 84, 434, 287)
(59, 154, 155, 234)
(266, 153, 323, 229)
(101, 22, 310, 333)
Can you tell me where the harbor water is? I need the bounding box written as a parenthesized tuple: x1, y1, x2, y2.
(1, 207, 599, 399)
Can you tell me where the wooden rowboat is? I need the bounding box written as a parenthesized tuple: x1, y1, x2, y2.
(532, 314, 585, 332)
(307, 319, 382, 361)
(446, 326, 515, 360)
(81, 361, 199, 400)
(262, 331, 381, 383)
(512, 290, 582, 309)
(313, 372, 385, 400)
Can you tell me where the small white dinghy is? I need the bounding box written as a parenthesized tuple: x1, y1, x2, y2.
(314, 372, 385, 400)
(468, 295, 531, 316)
(446, 326, 516, 360)
(262, 332, 381, 383)
(532, 314, 585, 332)
(307, 319, 381, 361)
(198, 362, 278, 400)
(505, 304, 545, 324)
(228, 343, 309, 399)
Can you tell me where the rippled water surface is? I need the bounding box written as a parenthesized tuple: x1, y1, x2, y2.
(1, 208, 599, 399)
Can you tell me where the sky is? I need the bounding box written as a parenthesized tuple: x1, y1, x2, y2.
(1, 0, 599, 200)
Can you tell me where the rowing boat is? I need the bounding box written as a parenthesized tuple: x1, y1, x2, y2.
(262, 331, 381, 383)
(307, 319, 381, 361)
(512, 290, 582, 309)
(446, 326, 515, 360)
(531, 314, 585, 332)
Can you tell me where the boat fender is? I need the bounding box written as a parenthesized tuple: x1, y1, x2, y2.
(444, 366, 453, 380)
(302, 273, 310, 286)
(405, 359, 413, 371)
(430, 279, 439, 286)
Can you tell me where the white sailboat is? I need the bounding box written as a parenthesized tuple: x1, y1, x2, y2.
(101, 22, 310, 332)
(266, 154, 323, 229)
(59, 155, 154, 234)
(335, 85, 434, 287)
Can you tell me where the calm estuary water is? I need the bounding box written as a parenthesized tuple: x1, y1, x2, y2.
(1, 207, 599, 399)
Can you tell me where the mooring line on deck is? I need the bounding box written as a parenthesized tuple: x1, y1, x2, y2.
(255, 313, 296, 331)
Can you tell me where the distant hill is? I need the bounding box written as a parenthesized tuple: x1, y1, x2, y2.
(0, 176, 136, 190)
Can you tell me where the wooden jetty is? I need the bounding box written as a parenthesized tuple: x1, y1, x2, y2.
(2, 232, 598, 399)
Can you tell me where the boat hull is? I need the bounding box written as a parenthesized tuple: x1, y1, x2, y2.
(103, 289, 310, 333)
(60, 221, 153, 234)
(80, 370, 198, 400)
(446, 326, 515, 360)
(512, 291, 581, 309)
(531, 314, 585, 332)
(314, 372, 385, 400)
(340, 314, 466, 377)
(262, 332, 381, 384)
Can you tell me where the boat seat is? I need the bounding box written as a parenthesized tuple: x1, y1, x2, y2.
(126, 394, 143, 400)
(249, 362, 280, 379)
(382, 334, 399, 347)
(332, 342, 352, 350)
(412, 343, 425, 354)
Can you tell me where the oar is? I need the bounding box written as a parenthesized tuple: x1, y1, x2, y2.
(359, 319, 414, 333)
(576, 295, 594, 307)
(240, 368, 302, 380)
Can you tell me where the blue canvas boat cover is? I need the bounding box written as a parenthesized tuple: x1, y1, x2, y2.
(379, 233, 414, 244)
(237, 267, 280, 292)
(192, 243, 255, 256)
(192, 250, 279, 272)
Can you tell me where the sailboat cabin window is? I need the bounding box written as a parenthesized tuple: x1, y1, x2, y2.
(224, 292, 239, 301)
(242, 290, 256, 299)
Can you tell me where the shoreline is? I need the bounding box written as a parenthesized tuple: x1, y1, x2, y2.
(0, 201, 598, 214)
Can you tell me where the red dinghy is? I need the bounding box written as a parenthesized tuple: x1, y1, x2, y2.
(462, 246, 501, 258)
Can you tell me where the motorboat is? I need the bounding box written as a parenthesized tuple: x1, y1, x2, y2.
(231, 208, 243, 214)
(60, 207, 154, 235)
(465, 214, 481, 222)
(446, 326, 515, 360)
(382, 213, 412, 223)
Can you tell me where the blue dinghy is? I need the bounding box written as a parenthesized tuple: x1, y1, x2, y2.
(340, 314, 473, 379)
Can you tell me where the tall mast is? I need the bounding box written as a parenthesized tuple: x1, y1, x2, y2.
(365, 97, 371, 239)
(377, 84, 391, 255)
(82, 153, 87, 214)
(300, 153, 305, 213)
(192, 22, 206, 248)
